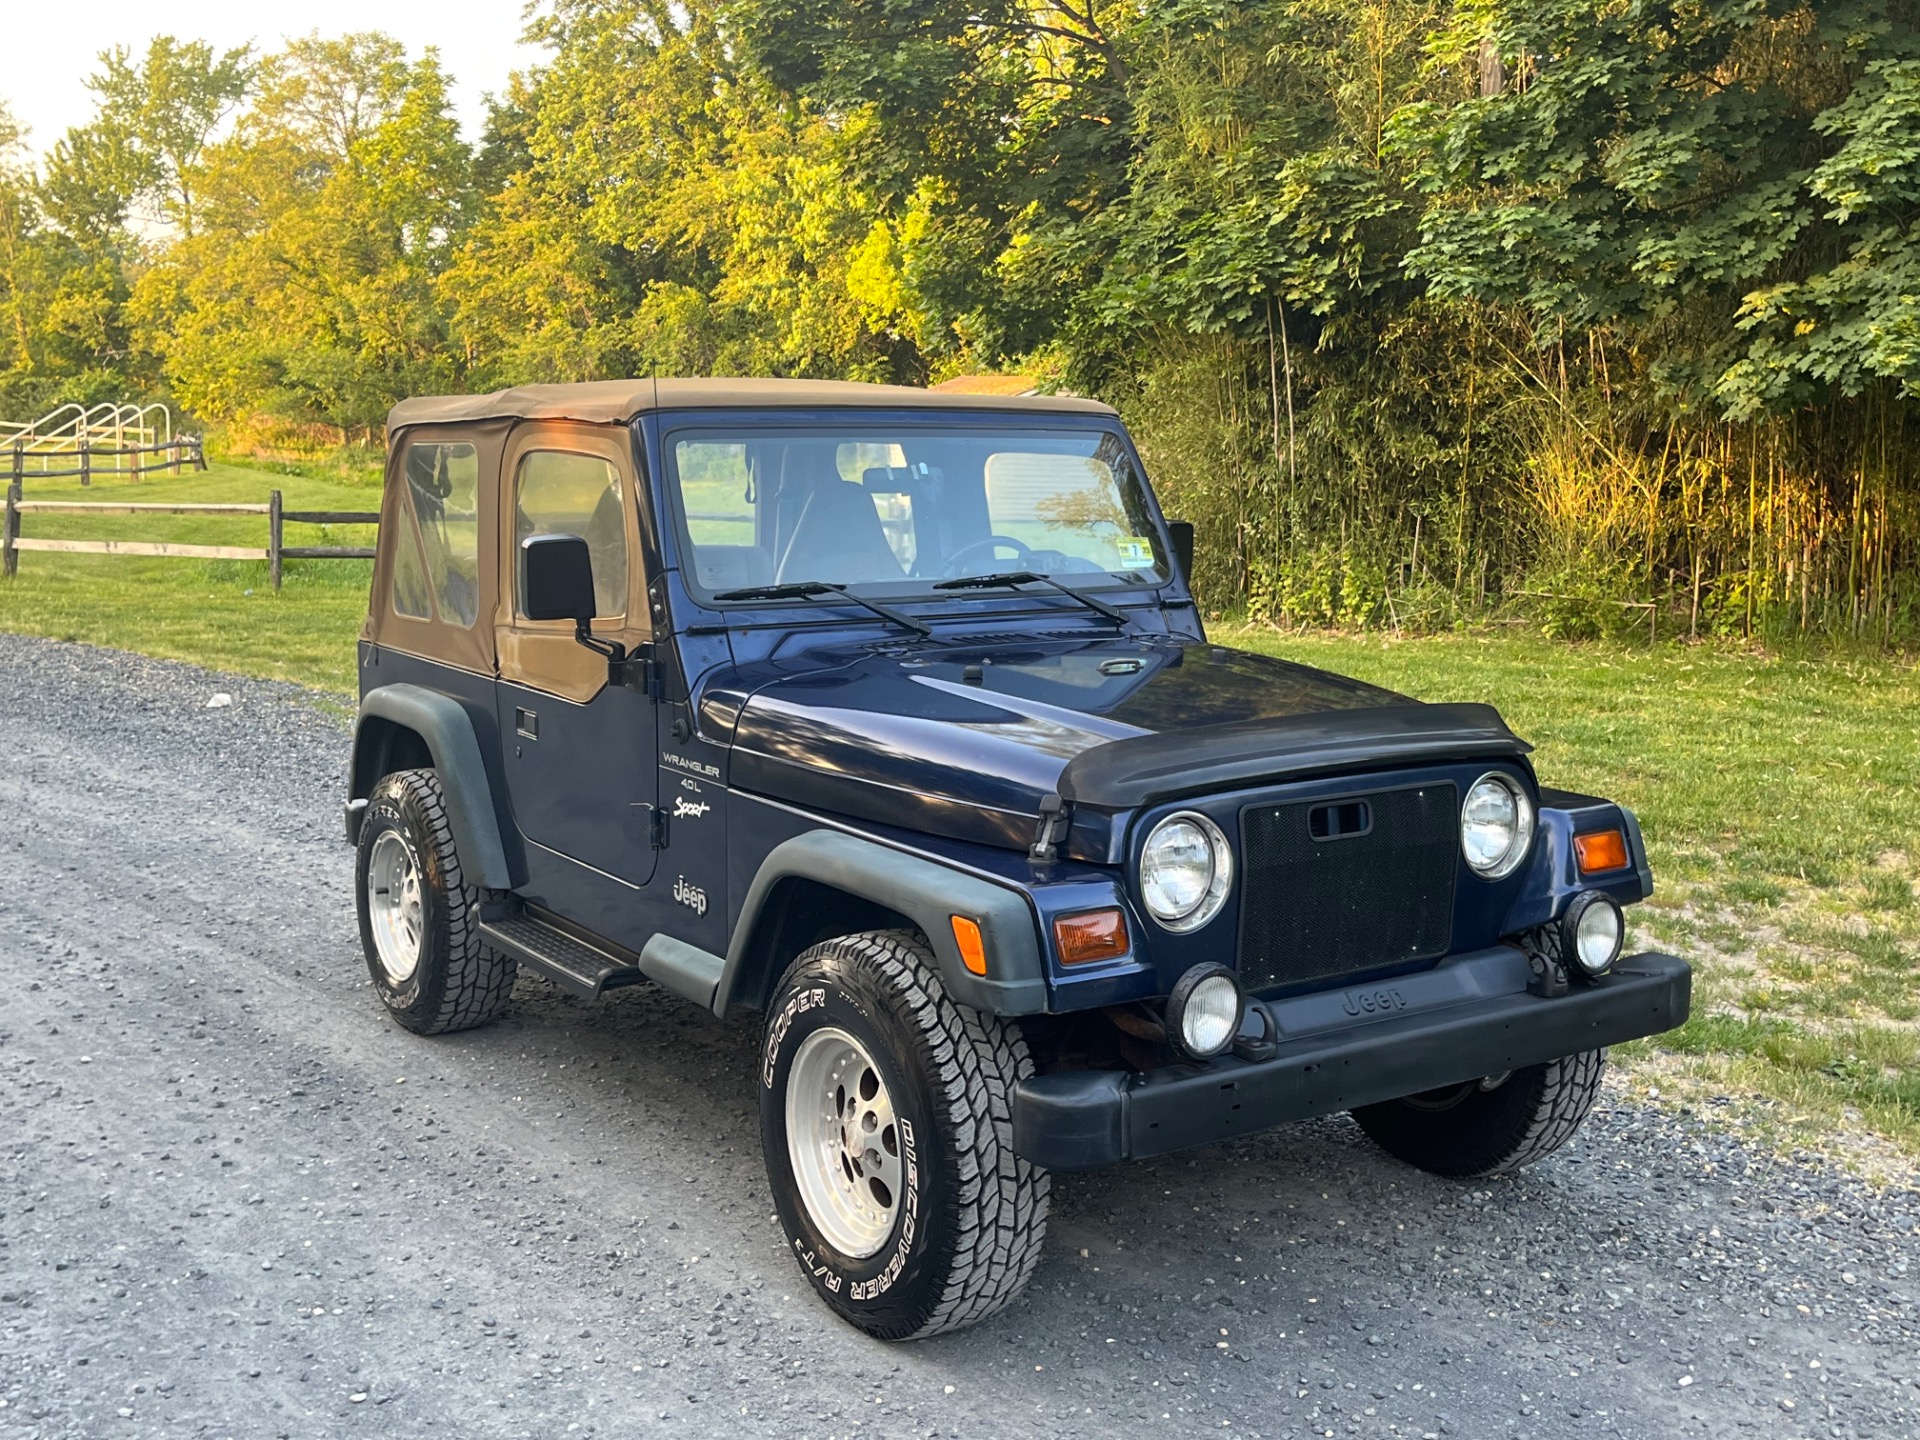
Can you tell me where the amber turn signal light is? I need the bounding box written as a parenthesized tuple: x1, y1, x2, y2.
(1574, 829, 1629, 875)
(951, 916, 988, 975)
(1053, 908, 1130, 966)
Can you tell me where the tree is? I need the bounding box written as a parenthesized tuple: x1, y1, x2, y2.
(6, 5, 1914, 634)
(726, 0, 1142, 363)
(1393, 0, 1920, 417)
(441, 71, 648, 387)
(38, 37, 253, 239)
(0, 100, 140, 413)
(140, 33, 474, 437)
(445, 1, 920, 385)
(0, 102, 37, 377)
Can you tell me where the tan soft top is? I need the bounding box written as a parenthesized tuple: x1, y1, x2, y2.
(386, 377, 1116, 432)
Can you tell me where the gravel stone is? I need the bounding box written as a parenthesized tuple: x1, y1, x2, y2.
(1, 632, 1916, 1438)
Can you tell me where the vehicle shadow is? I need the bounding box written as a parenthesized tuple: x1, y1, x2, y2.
(431, 969, 1772, 1438)
(495, 969, 1651, 1337)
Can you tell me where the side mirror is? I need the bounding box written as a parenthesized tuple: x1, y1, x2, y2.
(1167, 520, 1195, 585)
(522, 533, 597, 623)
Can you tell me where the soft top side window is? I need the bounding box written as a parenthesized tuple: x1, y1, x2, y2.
(513, 450, 628, 620)
(398, 440, 481, 627)
(390, 505, 432, 620)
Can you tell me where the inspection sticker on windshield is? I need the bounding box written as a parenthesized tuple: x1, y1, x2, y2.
(1116, 536, 1157, 568)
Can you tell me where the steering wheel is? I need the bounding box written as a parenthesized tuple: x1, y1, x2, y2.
(941, 534, 1033, 578)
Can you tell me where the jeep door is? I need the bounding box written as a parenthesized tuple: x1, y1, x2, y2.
(492, 423, 661, 921)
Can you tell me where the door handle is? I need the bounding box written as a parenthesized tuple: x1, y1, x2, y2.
(515, 707, 539, 739)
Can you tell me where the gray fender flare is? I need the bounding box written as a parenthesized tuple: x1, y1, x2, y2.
(716, 830, 1050, 1017)
(349, 684, 512, 890)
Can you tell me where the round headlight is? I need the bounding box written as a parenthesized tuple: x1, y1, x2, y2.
(1564, 892, 1624, 977)
(1140, 812, 1233, 932)
(1167, 964, 1244, 1060)
(1461, 773, 1535, 879)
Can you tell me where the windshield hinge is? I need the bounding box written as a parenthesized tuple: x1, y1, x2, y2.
(1030, 794, 1070, 864)
(610, 648, 662, 699)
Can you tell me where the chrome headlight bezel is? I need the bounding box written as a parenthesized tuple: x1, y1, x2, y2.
(1460, 772, 1536, 880)
(1139, 811, 1234, 933)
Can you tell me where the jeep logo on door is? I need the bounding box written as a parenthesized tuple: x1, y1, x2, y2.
(673, 877, 708, 915)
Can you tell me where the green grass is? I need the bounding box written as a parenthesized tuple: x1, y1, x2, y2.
(1230, 628, 1920, 1169)
(0, 462, 377, 692)
(3, 485, 1916, 1165)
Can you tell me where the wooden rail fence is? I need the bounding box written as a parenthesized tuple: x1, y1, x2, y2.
(2, 487, 378, 590)
(9, 435, 206, 486)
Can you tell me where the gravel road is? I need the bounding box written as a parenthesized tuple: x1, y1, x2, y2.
(1, 631, 1916, 1440)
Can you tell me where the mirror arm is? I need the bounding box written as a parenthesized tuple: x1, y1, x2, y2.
(572, 616, 626, 665)
(573, 620, 657, 695)
(568, 618, 629, 668)
(564, 618, 633, 683)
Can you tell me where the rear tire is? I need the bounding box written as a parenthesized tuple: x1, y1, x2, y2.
(1351, 1050, 1606, 1178)
(355, 768, 516, 1035)
(759, 929, 1049, 1339)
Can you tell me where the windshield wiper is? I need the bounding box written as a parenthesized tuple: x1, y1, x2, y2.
(709, 581, 935, 638)
(930, 570, 1129, 625)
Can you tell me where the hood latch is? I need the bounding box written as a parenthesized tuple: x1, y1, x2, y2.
(1030, 794, 1070, 864)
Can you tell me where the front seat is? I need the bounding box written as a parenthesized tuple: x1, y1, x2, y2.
(776, 480, 904, 585)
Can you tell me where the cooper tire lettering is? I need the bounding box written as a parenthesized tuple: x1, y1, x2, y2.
(762, 986, 824, 1088)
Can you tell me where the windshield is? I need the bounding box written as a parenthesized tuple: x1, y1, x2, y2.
(667, 422, 1167, 599)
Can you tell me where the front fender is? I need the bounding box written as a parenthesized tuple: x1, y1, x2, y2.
(349, 684, 512, 890)
(1501, 790, 1654, 933)
(717, 830, 1049, 1018)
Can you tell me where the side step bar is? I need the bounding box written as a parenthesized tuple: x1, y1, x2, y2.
(479, 915, 728, 1010)
(480, 916, 640, 1000)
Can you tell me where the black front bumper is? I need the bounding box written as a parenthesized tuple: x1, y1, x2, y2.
(1011, 950, 1691, 1170)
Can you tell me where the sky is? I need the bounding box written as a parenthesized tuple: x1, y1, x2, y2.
(2, 1, 544, 156)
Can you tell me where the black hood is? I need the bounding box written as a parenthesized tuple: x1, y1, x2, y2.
(707, 634, 1525, 857)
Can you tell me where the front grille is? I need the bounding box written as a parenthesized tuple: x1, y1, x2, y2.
(1237, 782, 1458, 993)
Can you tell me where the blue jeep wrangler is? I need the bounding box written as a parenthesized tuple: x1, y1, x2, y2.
(345, 378, 1690, 1339)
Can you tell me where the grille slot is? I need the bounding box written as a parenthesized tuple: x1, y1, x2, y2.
(1238, 782, 1458, 994)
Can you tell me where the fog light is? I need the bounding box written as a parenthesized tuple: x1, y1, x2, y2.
(1166, 964, 1244, 1060)
(1562, 892, 1623, 978)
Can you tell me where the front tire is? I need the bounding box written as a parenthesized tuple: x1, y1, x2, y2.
(355, 768, 516, 1035)
(1351, 1050, 1607, 1178)
(760, 930, 1050, 1339)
